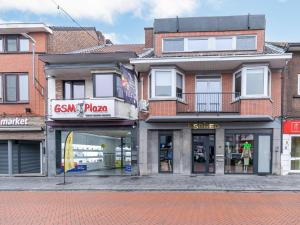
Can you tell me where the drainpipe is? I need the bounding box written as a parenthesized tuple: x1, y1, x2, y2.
(21, 33, 36, 87)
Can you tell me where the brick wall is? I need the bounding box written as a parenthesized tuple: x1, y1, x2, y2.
(55, 80, 63, 100)
(144, 27, 154, 48)
(154, 30, 265, 56)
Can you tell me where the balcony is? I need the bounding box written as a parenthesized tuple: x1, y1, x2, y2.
(177, 92, 240, 114)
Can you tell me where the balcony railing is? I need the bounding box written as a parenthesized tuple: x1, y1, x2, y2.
(177, 92, 240, 113)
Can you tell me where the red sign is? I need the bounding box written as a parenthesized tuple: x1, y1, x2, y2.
(283, 120, 300, 134)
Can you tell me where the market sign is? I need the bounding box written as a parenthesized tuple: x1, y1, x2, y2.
(189, 122, 220, 129)
(50, 99, 115, 119)
(0, 117, 29, 126)
(283, 120, 300, 134)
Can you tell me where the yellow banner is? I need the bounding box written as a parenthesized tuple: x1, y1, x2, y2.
(64, 132, 75, 172)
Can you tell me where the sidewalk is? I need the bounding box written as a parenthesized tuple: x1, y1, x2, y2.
(1, 174, 300, 191)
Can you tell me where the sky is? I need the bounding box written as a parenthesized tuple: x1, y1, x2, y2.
(0, 0, 299, 44)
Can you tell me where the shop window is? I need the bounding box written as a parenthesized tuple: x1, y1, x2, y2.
(225, 134, 254, 174)
(233, 66, 270, 99)
(150, 68, 185, 99)
(291, 137, 300, 171)
(63, 81, 85, 100)
(163, 38, 184, 52)
(159, 133, 173, 173)
(236, 36, 256, 50)
(57, 130, 132, 175)
(3, 74, 28, 103)
(93, 74, 124, 99)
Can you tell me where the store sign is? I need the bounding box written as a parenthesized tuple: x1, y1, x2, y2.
(0, 117, 29, 126)
(50, 99, 115, 119)
(189, 122, 220, 129)
(283, 120, 300, 134)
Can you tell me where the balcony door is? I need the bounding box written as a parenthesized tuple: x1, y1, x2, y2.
(196, 76, 221, 112)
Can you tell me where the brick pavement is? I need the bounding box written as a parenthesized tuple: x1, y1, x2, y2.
(0, 192, 300, 225)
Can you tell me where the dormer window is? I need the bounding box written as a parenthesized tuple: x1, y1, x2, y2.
(162, 35, 257, 52)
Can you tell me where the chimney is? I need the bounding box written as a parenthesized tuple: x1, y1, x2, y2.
(144, 27, 154, 48)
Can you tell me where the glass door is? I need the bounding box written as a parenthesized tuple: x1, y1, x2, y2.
(196, 77, 221, 112)
(192, 134, 215, 173)
(258, 135, 271, 174)
(291, 137, 300, 172)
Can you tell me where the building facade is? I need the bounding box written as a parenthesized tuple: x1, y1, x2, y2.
(131, 15, 292, 175)
(40, 45, 145, 176)
(281, 43, 300, 175)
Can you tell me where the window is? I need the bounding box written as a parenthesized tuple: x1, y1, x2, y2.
(187, 38, 208, 51)
(0, 36, 3, 52)
(298, 74, 300, 95)
(19, 38, 29, 52)
(155, 71, 172, 97)
(233, 66, 270, 98)
(163, 38, 184, 52)
(234, 72, 241, 99)
(4, 74, 28, 102)
(236, 36, 256, 50)
(176, 73, 183, 98)
(93, 74, 124, 98)
(215, 37, 233, 50)
(6, 36, 17, 52)
(63, 81, 85, 100)
(0, 75, 2, 102)
(150, 68, 185, 99)
(159, 133, 173, 173)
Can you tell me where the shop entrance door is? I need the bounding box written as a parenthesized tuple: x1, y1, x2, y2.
(192, 134, 215, 173)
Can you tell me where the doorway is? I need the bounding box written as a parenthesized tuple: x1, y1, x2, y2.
(192, 134, 215, 173)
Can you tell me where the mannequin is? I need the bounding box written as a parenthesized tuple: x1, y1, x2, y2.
(241, 141, 252, 173)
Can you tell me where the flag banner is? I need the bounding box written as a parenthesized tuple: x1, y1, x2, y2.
(64, 132, 75, 172)
(120, 64, 138, 107)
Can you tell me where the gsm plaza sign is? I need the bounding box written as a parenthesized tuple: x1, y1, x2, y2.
(50, 99, 115, 119)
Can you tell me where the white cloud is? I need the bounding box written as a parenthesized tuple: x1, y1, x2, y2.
(205, 0, 224, 10)
(0, 0, 202, 24)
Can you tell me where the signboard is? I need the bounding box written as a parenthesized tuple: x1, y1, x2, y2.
(0, 117, 29, 126)
(50, 99, 115, 119)
(189, 122, 220, 129)
(283, 120, 300, 134)
(120, 64, 137, 107)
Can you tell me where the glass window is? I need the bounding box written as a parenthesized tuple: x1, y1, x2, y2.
(163, 38, 184, 52)
(176, 73, 183, 98)
(19, 38, 29, 52)
(237, 36, 256, 50)
(225, 133, 254, 174)
(64, 82, 72, 99)
(94, 74, 114, 97)
(187, 38, 209, 51)
(159, 134, 173, 173)
(116, 75, 124, 99)
(298, 74, 300, 95)
(5, 75, 17, 102)
(6, 36, 18, 52)
(234, 71, 241, 98)
(0, 37, 3, 52)
(0, 75, 2, 101)
(291, 137, 300, 171)
(246, 68, 264, 95)
(19, 74, 29, 101)
(215, 37, 233, 50)
(155, 71, 172, 97)
(63, 81, 85, 99)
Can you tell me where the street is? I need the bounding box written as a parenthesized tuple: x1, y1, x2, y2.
(0, 192, 299, 225)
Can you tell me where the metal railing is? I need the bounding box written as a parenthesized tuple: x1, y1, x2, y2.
(177, 92, 240, 113)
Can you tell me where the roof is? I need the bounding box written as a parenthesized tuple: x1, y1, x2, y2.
(268, 42, 300, 52)
(154, 15, 265, 33)
(47, 26, 104, 54)
(70, 44, 150, 56)
(0, 23, 52, 34)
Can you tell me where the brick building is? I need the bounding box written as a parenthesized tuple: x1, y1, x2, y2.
(0, 23, 103, 176)
(131, 15, 292, 175)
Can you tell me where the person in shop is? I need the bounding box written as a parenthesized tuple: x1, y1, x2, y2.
(241, 141, 252, 173)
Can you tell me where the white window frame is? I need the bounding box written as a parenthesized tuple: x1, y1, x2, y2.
(233, 65, 270, 99)
(162, 35, 257, 53)
(150, 68, 185, 99)
(298, 74, 300, 95)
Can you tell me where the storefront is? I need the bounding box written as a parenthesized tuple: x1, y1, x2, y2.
(139, 118, 280, 176)
(282, 120, 300, 175)
(0, 117, 45, 176)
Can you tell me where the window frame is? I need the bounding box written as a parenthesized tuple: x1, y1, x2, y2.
(149, 68, 185, 100)
(161, 35, 257, 53)
(0, 35, 30, 53)
(233, 65, 270, 100)
(93, 73, 124, 99)
(2, 73, 29, 103)
(298, 74, 300, 95)
(63, 80, 85, 100)
(0, 36, 3, 52)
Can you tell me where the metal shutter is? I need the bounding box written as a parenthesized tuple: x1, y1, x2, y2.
(0, 141, 8, 174)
